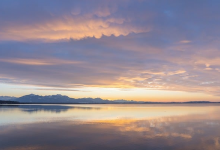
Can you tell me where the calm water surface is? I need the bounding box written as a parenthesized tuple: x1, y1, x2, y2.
(0, 104, 220, 150)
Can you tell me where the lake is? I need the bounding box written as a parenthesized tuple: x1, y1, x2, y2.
(0, 104, 220, 150)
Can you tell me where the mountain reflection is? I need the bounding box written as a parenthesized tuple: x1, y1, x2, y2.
(0, 105, 101, 113)
(1, 112, 220, 150)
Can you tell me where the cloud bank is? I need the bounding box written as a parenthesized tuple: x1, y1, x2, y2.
(1, 0, 220, 97)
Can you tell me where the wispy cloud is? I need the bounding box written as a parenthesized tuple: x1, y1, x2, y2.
(0, 58, 83, 65)
(13, 88, 89, 92)
(179, 40, 191, 44)
(1, 0, 220, 99)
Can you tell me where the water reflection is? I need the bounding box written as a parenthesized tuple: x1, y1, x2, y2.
(0, 105, 101, 113)
(0, 104, 220, 150)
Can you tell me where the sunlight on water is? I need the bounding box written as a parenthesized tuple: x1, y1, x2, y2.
(1, 104, 220, 150)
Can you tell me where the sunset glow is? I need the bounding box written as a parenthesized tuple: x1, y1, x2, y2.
(1, 0, 220, 101)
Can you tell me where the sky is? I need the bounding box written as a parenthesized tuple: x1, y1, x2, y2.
(1, 0, 220, 101)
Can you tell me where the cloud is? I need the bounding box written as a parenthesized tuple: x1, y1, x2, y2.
(0, 16, 147, 41)
(1, 34, 220, 96)
(1, 0, 220, 98)
(179, 40, 191, 44)
(0, 0, 148, 41)
(14, 88, 87, 92)
(0, 58, 83, 65)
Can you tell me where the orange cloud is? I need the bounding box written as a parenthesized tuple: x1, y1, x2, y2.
(1, 16, 148, 41)
(179, 40, 191, 44)
(167, 70, 186, 75)
(0, 58, 83, 65)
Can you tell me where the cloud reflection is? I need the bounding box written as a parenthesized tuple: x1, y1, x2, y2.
(1, 111, 220, 150)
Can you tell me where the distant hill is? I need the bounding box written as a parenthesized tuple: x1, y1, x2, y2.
(14, 94, 140, 104)
(0, 94, 219, 104)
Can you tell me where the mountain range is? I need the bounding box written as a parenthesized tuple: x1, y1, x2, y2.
(0, 94, 219, 104)
(0, 94, 140, 104)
